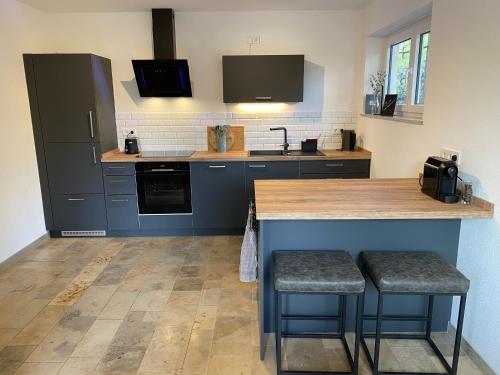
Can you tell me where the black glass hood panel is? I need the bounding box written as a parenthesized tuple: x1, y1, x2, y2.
(132, 59, 192, 97)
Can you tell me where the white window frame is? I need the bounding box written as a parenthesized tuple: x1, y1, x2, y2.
(386, 17, 431, 115)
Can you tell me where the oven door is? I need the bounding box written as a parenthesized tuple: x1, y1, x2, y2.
(136, 171, 192, 214)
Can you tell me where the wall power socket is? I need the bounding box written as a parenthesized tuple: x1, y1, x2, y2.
(440, 148, 461, 165)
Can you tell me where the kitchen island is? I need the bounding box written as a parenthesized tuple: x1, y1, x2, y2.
(255, 178, 494, 359)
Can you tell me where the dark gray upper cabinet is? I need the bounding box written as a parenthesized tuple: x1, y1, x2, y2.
(30, 54, 117, 147)
(191, 162, 247, 229)
(223, 55, 304, 103)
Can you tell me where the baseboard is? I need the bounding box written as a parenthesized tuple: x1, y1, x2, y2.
(447, 322, 496, 375)
(0, 232, 50, 274)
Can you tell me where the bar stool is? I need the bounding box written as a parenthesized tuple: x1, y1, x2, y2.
(360, 251, 470, 375)
(273, 250, 365, 375)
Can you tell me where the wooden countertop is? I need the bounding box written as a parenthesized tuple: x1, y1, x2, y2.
(255, 178, 494, 220)
(101, 148, 371, 163)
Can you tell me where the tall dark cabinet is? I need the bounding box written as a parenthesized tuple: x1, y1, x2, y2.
(24, 54, 117, 235)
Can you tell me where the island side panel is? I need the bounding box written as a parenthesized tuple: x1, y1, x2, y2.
(259, 219, 462, 336)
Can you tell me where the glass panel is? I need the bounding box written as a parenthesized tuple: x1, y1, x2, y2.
(388, 39, 412, 105)
(415, 31, 430, 105)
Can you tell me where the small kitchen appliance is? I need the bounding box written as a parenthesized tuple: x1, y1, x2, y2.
(124, 131, 140, 154)
(421, 156, 459, 203)
(341, 130, 356, 151)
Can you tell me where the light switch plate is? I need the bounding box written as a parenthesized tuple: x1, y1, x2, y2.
(440, 148, 461, 165)
(247, 36, 260, 45)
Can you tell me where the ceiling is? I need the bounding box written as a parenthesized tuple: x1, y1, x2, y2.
(18, 0, 371, 12)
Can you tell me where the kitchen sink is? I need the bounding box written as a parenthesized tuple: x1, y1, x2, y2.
(248, 150, 286, 156)
(248, 150, 325, 157)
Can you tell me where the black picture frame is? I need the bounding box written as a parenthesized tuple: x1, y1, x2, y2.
(381, 94, 398, 116)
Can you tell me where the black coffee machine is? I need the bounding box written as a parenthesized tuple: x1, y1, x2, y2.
(124, 131, 140, 154)
(341, 130, 356, 151)
(421, 156, 459, 203)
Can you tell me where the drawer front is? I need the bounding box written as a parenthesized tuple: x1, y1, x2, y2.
(104, 175, 137, 195)
(245, 161, 300, 197)
(105, 195, 139, 230)
(102, 162, 135, 176)
(300, 173, 368, 180)
(52, 194, 107, 230)
(300, 159, 370, 175)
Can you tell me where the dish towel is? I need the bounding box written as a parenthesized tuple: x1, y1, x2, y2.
(239, 207, 257, 282)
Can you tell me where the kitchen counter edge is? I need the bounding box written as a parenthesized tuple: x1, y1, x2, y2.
(101, 149, 372, 163)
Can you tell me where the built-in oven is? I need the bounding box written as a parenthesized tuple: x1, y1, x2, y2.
(136, 162, 192, 215)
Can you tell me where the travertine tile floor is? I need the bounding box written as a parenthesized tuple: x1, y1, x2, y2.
(0, 236, 492, 374)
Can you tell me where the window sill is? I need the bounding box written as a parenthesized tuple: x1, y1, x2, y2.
(360, 113, 423, 125)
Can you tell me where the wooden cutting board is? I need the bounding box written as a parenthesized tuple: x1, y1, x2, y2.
(207, 125, 245, 152)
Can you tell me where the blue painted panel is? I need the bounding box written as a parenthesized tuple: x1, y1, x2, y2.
(258, 219, 462, 337)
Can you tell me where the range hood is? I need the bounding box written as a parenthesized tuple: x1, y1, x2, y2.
(132, 9, 192, 98)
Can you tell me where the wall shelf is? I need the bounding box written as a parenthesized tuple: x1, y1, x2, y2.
(360, 113, 423, 125)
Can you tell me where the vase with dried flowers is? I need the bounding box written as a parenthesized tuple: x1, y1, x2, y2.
(369, 71, 387, 115)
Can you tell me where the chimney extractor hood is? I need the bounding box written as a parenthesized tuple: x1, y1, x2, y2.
(132, 9, 192, 98)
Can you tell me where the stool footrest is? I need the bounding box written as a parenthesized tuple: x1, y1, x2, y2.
(282, 315, 342, 321)
(363, 333, 427, 340)
(282, 332, 343, 339)
(363, 314, 428, 322)
(278, 371, 354, 375)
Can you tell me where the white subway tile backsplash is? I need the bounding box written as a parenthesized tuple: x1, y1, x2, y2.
(115, 111, 355, 152)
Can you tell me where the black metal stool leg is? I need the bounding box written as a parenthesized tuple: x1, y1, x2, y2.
(275, 291, 282, 375)
(353, 293, 364, 375)
(339, 295, 347, 337)
(373, 292, 384, 375)
(426, 295, 435, 339)
(451, 294, 467, 375)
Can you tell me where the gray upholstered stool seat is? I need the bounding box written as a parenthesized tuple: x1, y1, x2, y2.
(361, 251, 470, 294)
(274, 250, 365, 293)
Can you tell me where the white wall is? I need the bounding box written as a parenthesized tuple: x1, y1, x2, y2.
(0, 1, 47, 263)
(41, 10, 364, 114)
(358, 0, 500, 372)
(0, 3, 364, 262)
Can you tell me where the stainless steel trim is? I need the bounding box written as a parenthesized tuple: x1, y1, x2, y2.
(326, 163, 344, 167)
(111, 199, 129, 202)
(255, 96, 272, 101)
(248, 164, 267, 168)
(424, 162, 439, 170)
(62, 230, 106, 237)
(109, 179, 128, 183)
(89, 110, 95, 138)
(92, 146, 97, 164)
(67, 198, 85, 201)
(209, 165, 226, 169)
(108, 166, 126, 169)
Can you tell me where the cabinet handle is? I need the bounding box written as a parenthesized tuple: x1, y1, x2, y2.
(92, 146, 97, 164)
(111, 199, 129, 202)
(248, 164, 267, 168)
(255, 96, 272, 101)
(89, 110, 95, 138)
(326, 163, 344, 167)
(108, 166, 126, 169)
(109, 179, 128, 183)
(68, 198, 85, 201)
(209, 165, 226, 169)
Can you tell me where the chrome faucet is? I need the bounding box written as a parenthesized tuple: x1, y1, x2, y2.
(270, 127, 289, 152)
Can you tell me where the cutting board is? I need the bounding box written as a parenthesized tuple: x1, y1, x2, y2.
(207, 125, 245, 152)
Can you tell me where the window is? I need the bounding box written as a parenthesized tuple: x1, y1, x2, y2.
(385, 17, 431, 112)
(388, 39, 412, 105)
(415, 31, 430, 105)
